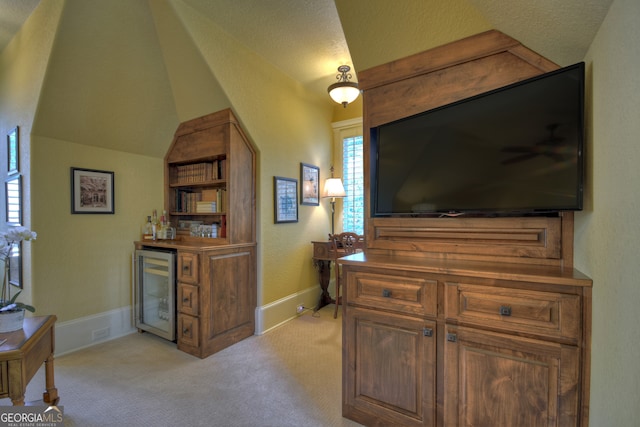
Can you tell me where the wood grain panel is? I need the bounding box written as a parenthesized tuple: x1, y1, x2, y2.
(347, 271, 437, 316)
(178, 282, 199, 316)
(366, 52, 549, 128)
(369, 216, 562, 260)
(445, 282, 580, 343)
(344, 307, 436, 427)
(444, 326, 580, 427)
(359, 30, 556, 91)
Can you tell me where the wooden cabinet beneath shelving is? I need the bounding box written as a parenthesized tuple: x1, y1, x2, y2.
(176, 244, 256, 359)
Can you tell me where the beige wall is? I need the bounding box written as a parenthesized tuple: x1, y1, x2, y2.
(1, 0, 336, 323)
(31, 137, 163, 319)
(168, 1, 335, 304)
(0, 0, 65, 308)
(575, 0, 640, 424)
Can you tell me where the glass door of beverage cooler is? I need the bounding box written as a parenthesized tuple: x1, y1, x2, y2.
(135, 249, 175, 341)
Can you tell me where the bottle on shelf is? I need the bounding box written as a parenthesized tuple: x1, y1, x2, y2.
(152, 209, 159, 240)
(143, 216, 153, 240)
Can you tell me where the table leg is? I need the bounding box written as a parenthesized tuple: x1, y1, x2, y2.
(43, 353, 59, 405)
(7, 359, 25, 405)
(312, 259, 334, 311)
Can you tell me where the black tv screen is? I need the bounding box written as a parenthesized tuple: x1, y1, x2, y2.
(372, 62, 585, 217)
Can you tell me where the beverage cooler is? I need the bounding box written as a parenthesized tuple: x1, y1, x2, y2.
(134, 249, 176, 341)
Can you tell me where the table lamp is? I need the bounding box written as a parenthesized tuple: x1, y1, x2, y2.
(322, 166, 346, 235)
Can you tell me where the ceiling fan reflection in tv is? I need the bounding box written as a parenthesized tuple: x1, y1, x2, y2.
(501, 123, 572, 165)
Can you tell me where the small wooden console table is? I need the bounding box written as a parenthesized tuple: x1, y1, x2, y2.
(311, 237, 365, 311)
(311, 240, 335, 311)
(0, 315, 59, 406)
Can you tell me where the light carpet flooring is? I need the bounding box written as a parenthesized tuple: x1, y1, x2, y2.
(0, 306, 363, 427)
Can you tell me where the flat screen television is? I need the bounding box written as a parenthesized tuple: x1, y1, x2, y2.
(371, 62, 585, 217)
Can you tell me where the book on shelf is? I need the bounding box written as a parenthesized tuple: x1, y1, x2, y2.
(175, 189, 202, 213)
(196, 201, 217, 213)
(174, 161, 220, 184)
(175, 188, 226, 213)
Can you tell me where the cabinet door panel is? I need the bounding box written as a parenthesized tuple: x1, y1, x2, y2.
(344, 307, 436, 427)
(444, 326, 579, 427)
(207, 249, 255, 336)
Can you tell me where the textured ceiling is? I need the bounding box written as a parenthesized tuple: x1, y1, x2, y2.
(0, 0, 613, 157)
(0, 0, 39, 50)
(1, 0, 613, 92)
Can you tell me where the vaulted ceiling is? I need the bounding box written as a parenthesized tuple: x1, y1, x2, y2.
(0, 0, 613, 156)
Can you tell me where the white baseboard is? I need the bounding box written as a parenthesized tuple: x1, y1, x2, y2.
(254, 286, 322, 335)
(54, 306, 137, 356)
(53, 287, 323, 354)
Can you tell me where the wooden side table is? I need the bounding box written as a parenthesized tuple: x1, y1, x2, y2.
(311, 240, 335, 311)
(0, 315, 59, 406)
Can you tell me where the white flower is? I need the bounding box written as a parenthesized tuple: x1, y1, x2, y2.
(1, 227, 37, 243)
(0, 227, 37, 262)
(1, 227, 37, 311)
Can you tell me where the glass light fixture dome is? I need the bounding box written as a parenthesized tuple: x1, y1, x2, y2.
(328, 65, 360, 107)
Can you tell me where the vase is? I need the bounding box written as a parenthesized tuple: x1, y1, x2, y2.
(0, 308, 25, 333)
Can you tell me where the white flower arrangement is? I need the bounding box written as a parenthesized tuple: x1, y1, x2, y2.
(0, 226, 37, 313)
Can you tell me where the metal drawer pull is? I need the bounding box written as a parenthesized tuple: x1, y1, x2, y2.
(382, 289, 392, 298)
(500, 305, 512, 316)
(447, 333, 457, 343)
(423, 328, 433, 337)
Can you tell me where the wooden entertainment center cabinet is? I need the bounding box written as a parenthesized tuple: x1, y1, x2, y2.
(339, 31, 592, 426)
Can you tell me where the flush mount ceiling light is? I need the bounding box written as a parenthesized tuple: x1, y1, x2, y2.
(328, 65, 360, 108)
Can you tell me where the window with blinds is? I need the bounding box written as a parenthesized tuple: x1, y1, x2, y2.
(342, 135, 364, 235)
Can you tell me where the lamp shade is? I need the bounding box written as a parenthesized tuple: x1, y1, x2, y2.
(322, 178, 346, 198)
(327, 65, 360, 107)
(328, 83, 360, 107)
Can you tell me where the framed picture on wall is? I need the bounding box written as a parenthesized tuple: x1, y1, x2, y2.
(71, 167, 115, 214)
(300, 163, 320, 206)
(7, 126, 19, 175)
(274, 176, 298, 223)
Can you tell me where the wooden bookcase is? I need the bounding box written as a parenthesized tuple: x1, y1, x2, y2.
(340, 30, 592, 426)
(164, 109, 256, 244)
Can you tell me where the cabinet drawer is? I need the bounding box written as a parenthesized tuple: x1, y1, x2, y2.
(445, 283, 580, 342)
(346, 271, 437, 316)
(177, 251, 199, 284)
(178, 283, 199, 316)
(178, 314, 199, 347)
